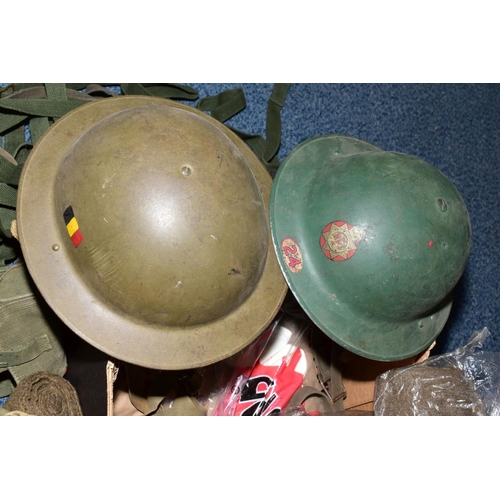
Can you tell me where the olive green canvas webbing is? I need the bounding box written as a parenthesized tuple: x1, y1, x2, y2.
(197, 84, 291, 175)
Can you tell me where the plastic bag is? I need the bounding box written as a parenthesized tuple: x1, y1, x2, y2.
(374, 328, 499, 416)
(210, 315, 309, 416)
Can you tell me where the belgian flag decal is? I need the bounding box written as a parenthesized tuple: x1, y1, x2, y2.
(63, 205, 84, 248)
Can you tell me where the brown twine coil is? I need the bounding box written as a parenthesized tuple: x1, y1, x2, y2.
(4, 371, 83, 416)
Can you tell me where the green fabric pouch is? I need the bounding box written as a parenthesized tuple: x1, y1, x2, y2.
(0, 261, 67, 397)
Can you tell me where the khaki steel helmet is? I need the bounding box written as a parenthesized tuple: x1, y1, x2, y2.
(270, 134, 471, 361)
(17, 96, 287, 370)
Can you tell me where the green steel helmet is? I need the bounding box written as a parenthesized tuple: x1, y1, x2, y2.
(270, 134, 471, 361)
(17, 96, 287, 370)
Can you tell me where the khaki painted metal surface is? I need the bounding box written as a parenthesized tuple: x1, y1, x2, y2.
(17, 96, 287, 370)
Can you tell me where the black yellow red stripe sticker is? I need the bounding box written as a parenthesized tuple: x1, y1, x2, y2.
(63, 205, 84, 248)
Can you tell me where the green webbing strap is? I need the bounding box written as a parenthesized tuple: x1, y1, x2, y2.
(29, 117, 50, 145)
(30, 84, 66, 145)
(0, 145, 16, 165)
(0, 114, 26, 138)
(0, 83, 200, 133)
(3, 124, 25, 156)
(0, 94, 83, 117)
(0, 146, 19, 261)
(120, 83, 199, 101)
(263, 83, 290, 165)
(199, 84, 291, 176)
(44, 83, 67, 101)
(0, 143, 29, 185)
(0, 160, 20, 186)
(196, 87, 247, 123)
(0, 84, 90, 137)
(0, 84, 91, 146)
(0, 182, 17, 207)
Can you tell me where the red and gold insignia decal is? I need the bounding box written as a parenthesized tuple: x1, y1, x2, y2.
(281, 238, 303, 273)
(320, 221, 364, 262)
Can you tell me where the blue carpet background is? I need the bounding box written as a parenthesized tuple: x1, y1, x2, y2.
(182, 83, 499, 356)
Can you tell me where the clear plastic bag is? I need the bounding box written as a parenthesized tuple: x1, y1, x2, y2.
(374, 328, 499, 416)
(210, 314, 310, 416)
